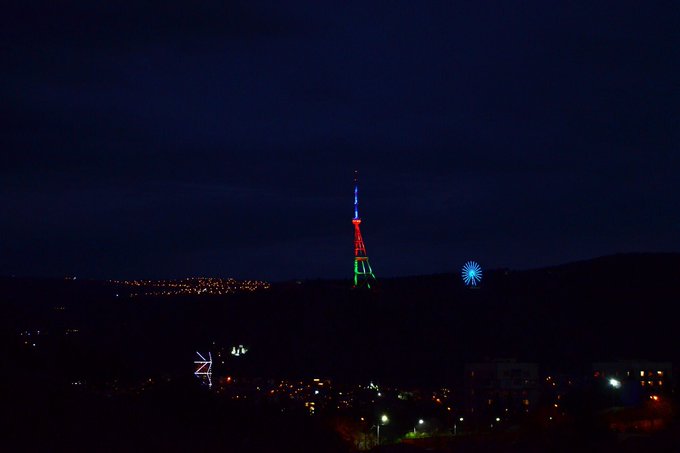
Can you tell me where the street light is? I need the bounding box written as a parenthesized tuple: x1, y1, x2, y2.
(414, 419, 424, 434)
(608, 378, 622, 405)
(376, 414, 389, 446)
(454, 417, 464, 436)
(453, 417, 464, 436)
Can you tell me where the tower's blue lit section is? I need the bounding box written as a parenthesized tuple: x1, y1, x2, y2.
(354, 183, 359, 220)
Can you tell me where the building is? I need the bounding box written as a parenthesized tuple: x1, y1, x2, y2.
(593, 361, 674, 431)
(592, 360, 673, 397)
(464, 359, 539, 422)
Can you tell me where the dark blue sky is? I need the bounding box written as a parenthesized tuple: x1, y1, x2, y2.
(2, 1, 679, 280)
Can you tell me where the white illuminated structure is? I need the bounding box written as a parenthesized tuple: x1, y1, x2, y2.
(231, 345, 248, 357)
(194, 351, 213, 388)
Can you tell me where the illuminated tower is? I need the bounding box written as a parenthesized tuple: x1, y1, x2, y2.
(352, 172, 376, 288)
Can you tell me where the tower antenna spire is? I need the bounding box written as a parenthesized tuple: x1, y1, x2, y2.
(354, 170, 359, 220)
(351, 171, 376, 288)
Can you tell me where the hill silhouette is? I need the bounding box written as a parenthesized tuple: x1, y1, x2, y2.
(2, 253, 679, 387)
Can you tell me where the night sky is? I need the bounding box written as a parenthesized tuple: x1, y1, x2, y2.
(2, 1, 678, 281)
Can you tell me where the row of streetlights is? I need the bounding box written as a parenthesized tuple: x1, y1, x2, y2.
(374, 414, 466, 445)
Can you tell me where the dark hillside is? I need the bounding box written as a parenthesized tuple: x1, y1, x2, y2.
(2, 253, 679, 387)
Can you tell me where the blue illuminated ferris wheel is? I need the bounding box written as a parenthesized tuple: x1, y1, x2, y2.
(461, 261, 483, 287)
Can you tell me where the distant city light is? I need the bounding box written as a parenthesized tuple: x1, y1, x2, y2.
(109, 277, 270, 297)
(609, 378, 621, 388)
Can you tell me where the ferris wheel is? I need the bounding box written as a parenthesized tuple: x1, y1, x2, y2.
(461, 261, 483, 287)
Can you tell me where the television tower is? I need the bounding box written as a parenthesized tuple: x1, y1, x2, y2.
(352, 171, 376, 288)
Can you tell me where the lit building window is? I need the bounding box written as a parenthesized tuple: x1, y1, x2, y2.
(640, 371, 645, 377)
